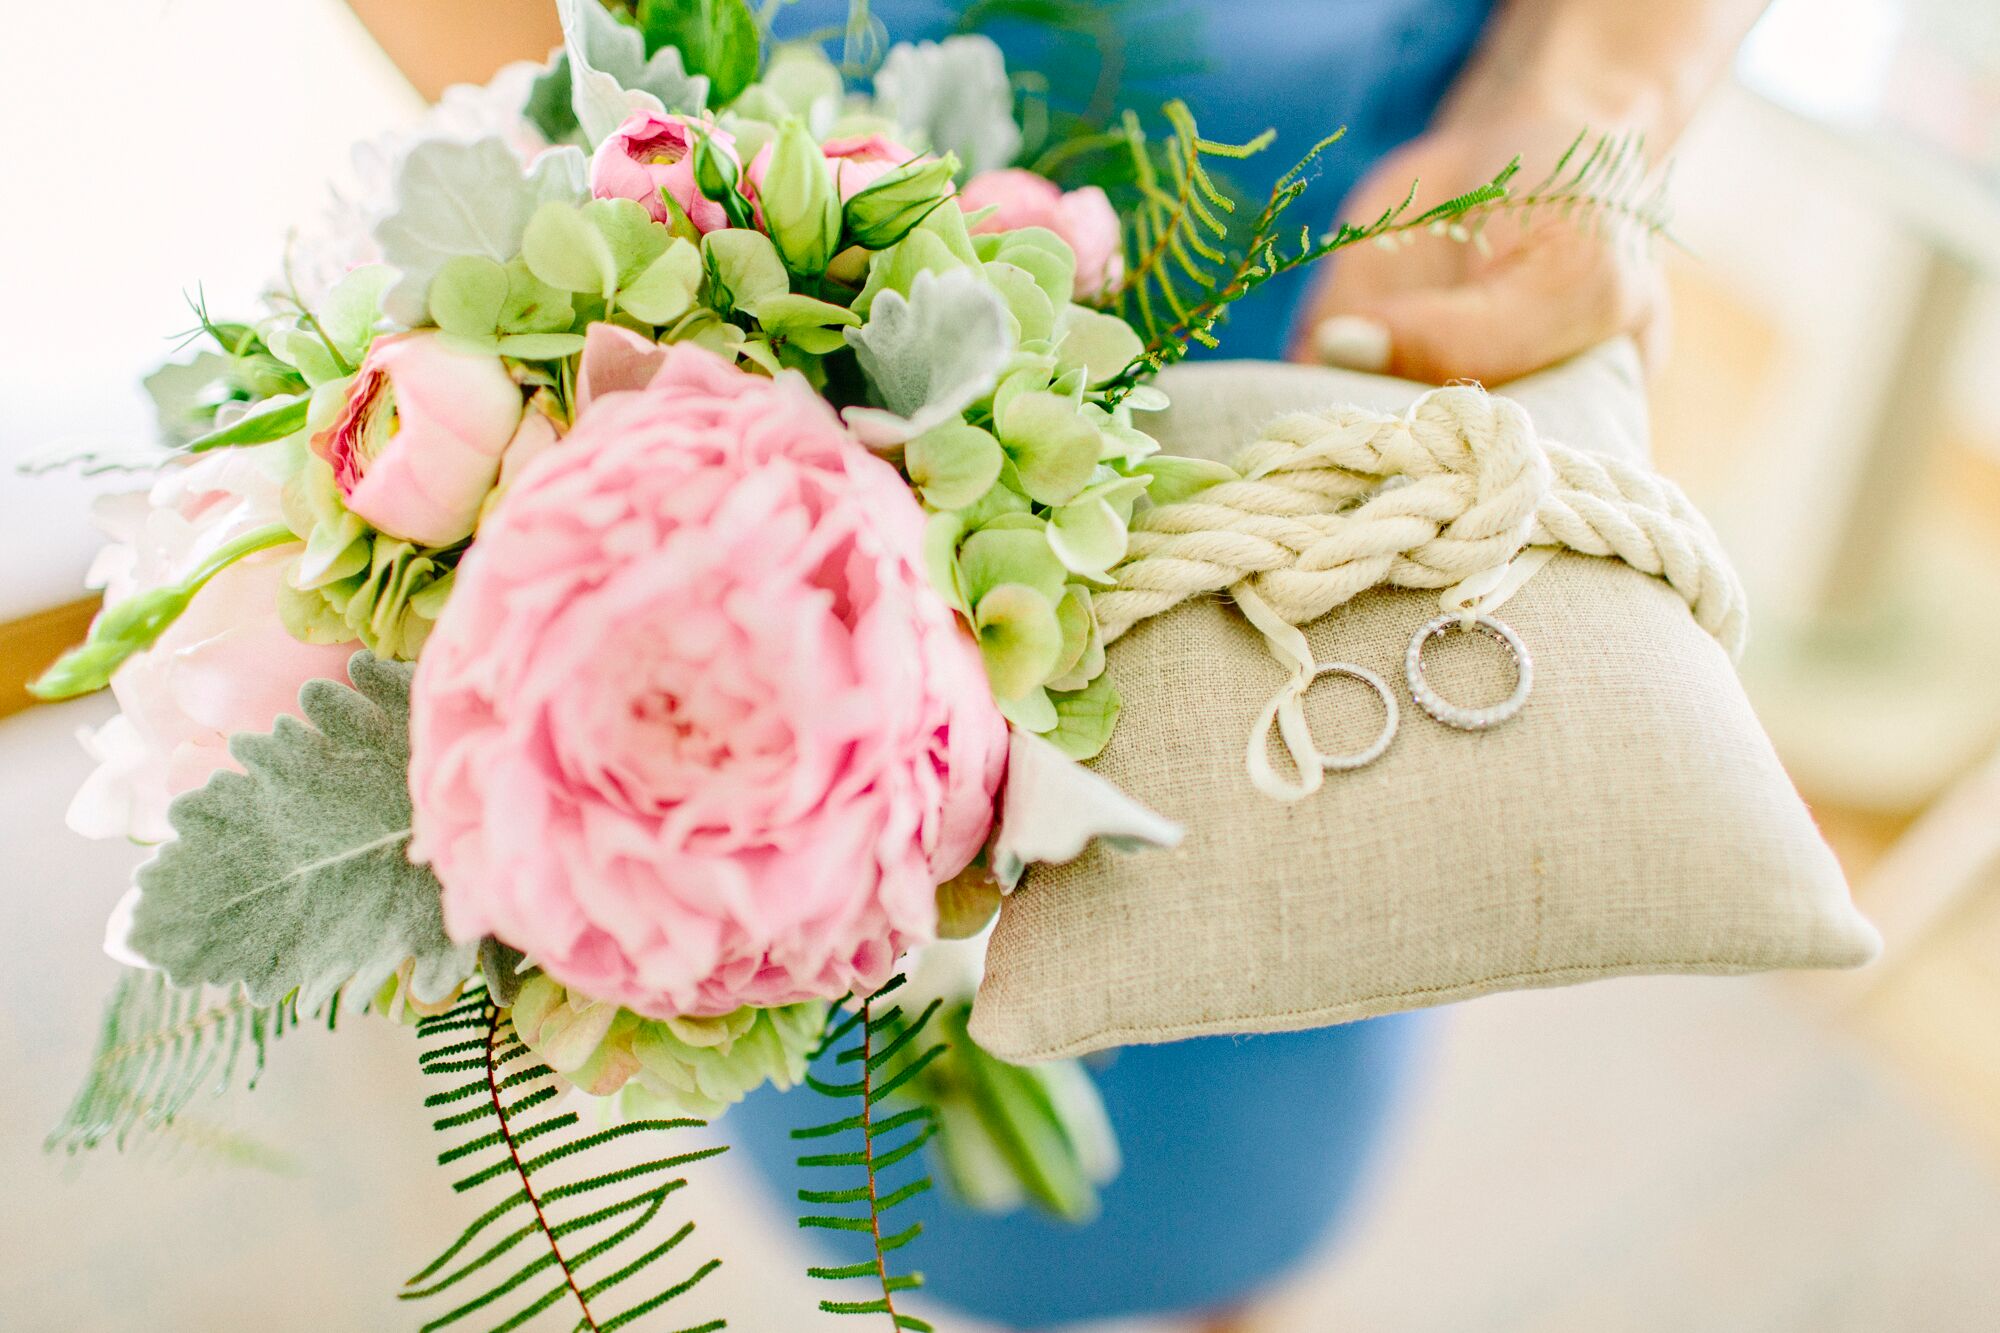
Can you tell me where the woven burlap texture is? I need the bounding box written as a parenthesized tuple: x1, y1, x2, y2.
(969, 342, 1880, 1064)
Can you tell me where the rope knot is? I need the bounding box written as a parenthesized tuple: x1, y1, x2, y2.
(1093, 383, 1745, 658)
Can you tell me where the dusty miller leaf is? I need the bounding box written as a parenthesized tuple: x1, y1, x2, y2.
(374, 137, 588, 326)
(128, 652, 474, 1011)
(559, 0, 709, 146)
(873, 36, 1022, 178)
(846, 266, 1015, 421)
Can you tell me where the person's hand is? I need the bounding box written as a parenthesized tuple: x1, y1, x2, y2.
(1290, 118, 1668, 384)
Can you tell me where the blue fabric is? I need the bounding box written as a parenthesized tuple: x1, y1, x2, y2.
(725, 3, 1489, 1321)
(725, 1013, 1434, 1325)
(777, 0, 1495, 358)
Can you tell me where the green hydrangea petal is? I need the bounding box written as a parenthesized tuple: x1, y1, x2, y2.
(1055, 304, 1143, 386)
(957, 526, 1066, 606)
(511, 977, 828, 1118)
(983, 260, 1057, 344)
(975, 582, 1064, 700)
(907, 422, 1003, 511)
(1045, 673, 1122, 761)
(1047, 495, 1127, 578)
(996, 390, 1100, 506)
(429, 255, 511, 337)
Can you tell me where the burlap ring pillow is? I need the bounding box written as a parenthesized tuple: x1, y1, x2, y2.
(971, 341, 1879, 1064)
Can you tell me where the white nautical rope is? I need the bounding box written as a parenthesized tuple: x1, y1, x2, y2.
(1095, 384, 1747, 800)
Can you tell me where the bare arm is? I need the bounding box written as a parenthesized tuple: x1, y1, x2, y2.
(1445, 0, 1771, 143)
(344, 0, 561, 101)
(1296, 0, 1772, 382)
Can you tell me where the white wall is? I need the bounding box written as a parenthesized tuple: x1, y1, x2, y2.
(0, 0, 420, 621)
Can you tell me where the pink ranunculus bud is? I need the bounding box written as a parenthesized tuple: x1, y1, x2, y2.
(408, 345, 1009, 1019)
(591, 111, 736, 232)
(959, 168, 1126, 300)
(314, 332, 525, 548)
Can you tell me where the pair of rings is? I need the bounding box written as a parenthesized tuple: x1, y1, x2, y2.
(1304, 613, 1534, 773)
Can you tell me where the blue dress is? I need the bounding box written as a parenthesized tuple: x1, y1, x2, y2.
(725, 3, 1492, 1324)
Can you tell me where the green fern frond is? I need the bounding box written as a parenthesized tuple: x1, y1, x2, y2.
(1475, 128, 1675, 243)
(46, 967, 328, 1159)
(1111, 100, 1274, 350)
(405, 988, 727, 1333)
(794, 976, 944, 1331)
(1101, 116, 1672, 397)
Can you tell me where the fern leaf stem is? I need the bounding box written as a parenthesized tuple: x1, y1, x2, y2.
(856, 997, 908, 1331)
(478, 1004, 603, 1333)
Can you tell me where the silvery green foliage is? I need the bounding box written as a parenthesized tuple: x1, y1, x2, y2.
(873, 36, 1023, 178)
(128, 652, 474, 1012)
(847, 267, 1016, 423)
(559, 0, 708, 146)
(145, 353, 235, 447)
(990, 730, 1182, 887)
(375, 137, 588, 326)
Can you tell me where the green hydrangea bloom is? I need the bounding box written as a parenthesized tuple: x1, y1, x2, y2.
(510, 974, 827, 1119)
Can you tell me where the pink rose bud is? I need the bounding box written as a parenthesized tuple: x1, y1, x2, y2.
(591, 111, 737, 232)
(820, 134, 930, 201)
(745, 133, 934, 209)
(314, 332, 525, 549)
(959, 168, 1126, 300)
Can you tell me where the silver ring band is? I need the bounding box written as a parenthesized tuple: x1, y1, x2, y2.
(1307, 662, 1399, 770)
(1405, 613, 1533, 731)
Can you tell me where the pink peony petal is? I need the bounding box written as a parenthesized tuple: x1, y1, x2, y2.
(409, 346, 1007, 1018)
(576, 323, 671, 417)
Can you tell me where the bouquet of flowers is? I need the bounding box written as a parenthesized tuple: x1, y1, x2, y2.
(32, 1, 1649, 1326)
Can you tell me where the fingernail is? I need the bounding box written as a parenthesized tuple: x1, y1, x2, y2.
(1312, 315, 1392, 372)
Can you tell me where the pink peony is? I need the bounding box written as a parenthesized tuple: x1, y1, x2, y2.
(69, 450, 356, 844)
(408, 345, 1008, 1018)
(314, 332, 526, 548)
(959, 168, 1125, 299)
(591, 111, 735, 232)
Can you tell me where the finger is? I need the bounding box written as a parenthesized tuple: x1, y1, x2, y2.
(1363, 227, 1660, 384)
(1367, 255, 1630, 385)
(1306, 314, 1393, 372)
(1287, 236, 1463, 365)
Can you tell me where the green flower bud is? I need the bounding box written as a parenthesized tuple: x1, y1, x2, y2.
(844, 153, 961, 250)
(28, 639, 131, 701)
(29, 520, 299, 700)
(691, 133, 754, 231)
(761, 120, 843, 277)
(28, 585, 193, 701)
(95, 584, 195, 649)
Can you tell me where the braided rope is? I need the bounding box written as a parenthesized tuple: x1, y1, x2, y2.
(1097, 385, 1747, 657)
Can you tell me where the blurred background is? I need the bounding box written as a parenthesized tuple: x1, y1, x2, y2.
(3, 0, 1999, 1328)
